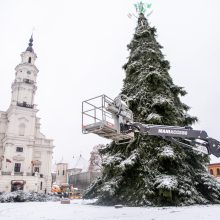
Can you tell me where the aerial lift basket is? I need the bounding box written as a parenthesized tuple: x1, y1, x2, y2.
(82, 94, 133, 142)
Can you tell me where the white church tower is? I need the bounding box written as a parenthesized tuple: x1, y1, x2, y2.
(0, 36, 54, 193)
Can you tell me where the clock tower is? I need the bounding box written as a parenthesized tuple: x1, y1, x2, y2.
(0, 36, 54, 193)
(11, 35, 38, 108)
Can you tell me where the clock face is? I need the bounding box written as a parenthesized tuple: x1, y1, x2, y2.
(27, 71, 31, 75)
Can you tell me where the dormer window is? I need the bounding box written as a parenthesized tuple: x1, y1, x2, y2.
(28, 57, 31, 63)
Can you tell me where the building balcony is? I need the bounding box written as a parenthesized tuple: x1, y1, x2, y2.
(17, 102, 34, 109)
(14, 172, 24, 176)
(0, 171, 45, 179)
(23, 78, 34, 84)
(27, 172, 44, 178)
(1, 171, 12, 175)
(35, 138, 53, 146)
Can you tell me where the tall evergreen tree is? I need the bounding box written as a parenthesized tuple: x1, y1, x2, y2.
(84, 13, 220, 206)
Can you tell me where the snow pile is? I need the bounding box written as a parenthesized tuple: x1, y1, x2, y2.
(2, 200, 220, 220)
(0, 191, 60, 203)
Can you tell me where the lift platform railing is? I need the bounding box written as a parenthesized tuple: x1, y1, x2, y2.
(82, 94, 134, 141)
(82, 95, 116, 134)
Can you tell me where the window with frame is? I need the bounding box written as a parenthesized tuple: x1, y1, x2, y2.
(14, 163, 21, 172)
(63, 170, 65, 175)
(19, 123, 25, 136)
(16, 147, 23, 152)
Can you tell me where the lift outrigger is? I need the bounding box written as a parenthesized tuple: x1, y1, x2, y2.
(82, 94, 220, 157)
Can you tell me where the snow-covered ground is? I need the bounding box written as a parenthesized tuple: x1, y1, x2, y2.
(0, 199, 220, 220)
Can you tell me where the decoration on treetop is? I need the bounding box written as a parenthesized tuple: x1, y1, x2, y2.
(128, 1, 153, 19)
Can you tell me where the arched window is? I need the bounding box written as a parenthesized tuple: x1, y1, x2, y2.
(217, 168, 220, 175)
(28, 57, 31, 63)
(19, 123, 25, 136)
(210, 169, 214, 175)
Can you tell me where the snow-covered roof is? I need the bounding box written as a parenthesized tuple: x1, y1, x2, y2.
(70, 155, 89, 172)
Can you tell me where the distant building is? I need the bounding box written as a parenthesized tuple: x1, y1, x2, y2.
(69, 171, 100, 190)
(55, 160, 68, 185)
(69, 146, 102, 190)
(67, 154, 89, 176)
(208, 163, 220, 182)
(54, 151, 101, 191)
(0, 36, 54, 193)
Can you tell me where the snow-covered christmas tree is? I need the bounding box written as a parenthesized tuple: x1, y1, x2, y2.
(84, 3, 220, 206)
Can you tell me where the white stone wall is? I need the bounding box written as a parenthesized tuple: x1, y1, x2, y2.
(0, 111, 7, 134)
(0, 174, 48, 193)
(6, 107, 37, 137)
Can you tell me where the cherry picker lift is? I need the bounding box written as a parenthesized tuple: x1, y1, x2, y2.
(82, 94, 220, 157)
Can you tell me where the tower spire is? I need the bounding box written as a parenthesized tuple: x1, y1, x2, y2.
(26, 35, 34, 53)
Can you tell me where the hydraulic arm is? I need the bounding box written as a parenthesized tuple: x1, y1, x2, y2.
(120, 122, 220, 157)
(82, 94, 220, 157)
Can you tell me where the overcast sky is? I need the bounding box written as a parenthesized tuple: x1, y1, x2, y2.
(0, 0, 220, 165)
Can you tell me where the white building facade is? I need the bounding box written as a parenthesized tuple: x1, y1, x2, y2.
(0, 36, 54, 193)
